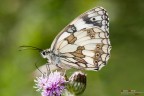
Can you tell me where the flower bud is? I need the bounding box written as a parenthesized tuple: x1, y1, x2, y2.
(67, 71, 86, 95)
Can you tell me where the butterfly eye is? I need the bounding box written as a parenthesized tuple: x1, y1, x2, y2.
(42, 51, 46, 55)
(41, 50, 51, 56)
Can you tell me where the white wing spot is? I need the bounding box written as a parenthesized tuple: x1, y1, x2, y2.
(98, 10, 104, 15)
(59, 41, 68, 49)
(59, 44, 78, 53)
(82, 50, 95, 57)
(83, 57, 94, 65)
(95, 16, 102, 20)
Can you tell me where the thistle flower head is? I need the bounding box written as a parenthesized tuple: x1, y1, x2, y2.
(34, 70, 87, 96)
(34, 71, 66, 96)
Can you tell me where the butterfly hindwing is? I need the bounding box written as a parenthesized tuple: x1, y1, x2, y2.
(57, 27, 111, 70)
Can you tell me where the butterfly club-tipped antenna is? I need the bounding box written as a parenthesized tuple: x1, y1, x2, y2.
(19, 45, 43, 52)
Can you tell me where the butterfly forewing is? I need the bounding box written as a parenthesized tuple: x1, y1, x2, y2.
(49, 7, 111, 71)
(51, 7, 109, 51)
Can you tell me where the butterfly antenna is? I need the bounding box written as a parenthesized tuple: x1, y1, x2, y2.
(35, 62, 44, 75)
(19, 45, 43, 52)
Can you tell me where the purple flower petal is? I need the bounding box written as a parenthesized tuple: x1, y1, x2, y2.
(34, 71, 66, 96)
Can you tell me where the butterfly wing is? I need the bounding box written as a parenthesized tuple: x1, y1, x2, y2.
(51, 7, 109, 51)
(50, 7, 111, 71)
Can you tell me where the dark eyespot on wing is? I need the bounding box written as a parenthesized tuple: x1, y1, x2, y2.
(82, 15, 102, 27)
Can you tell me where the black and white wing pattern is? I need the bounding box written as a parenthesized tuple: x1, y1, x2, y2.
(50, 7, 111, 71)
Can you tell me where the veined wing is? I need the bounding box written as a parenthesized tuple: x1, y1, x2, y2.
(51, 7, 109, 52)
(49, 7, 111, 71)
(57, 27, 111, 70)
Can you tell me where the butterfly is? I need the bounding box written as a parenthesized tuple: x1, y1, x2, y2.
(41, 7, 111, 71)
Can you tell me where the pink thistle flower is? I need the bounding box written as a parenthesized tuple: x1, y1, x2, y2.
(34, 74, 48, 91)
(34, 71, 66, 96)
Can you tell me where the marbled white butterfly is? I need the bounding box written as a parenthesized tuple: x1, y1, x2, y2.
(41, 7, 111, 71)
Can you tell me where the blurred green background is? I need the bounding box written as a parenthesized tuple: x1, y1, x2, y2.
(0, 0, 144, 96)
